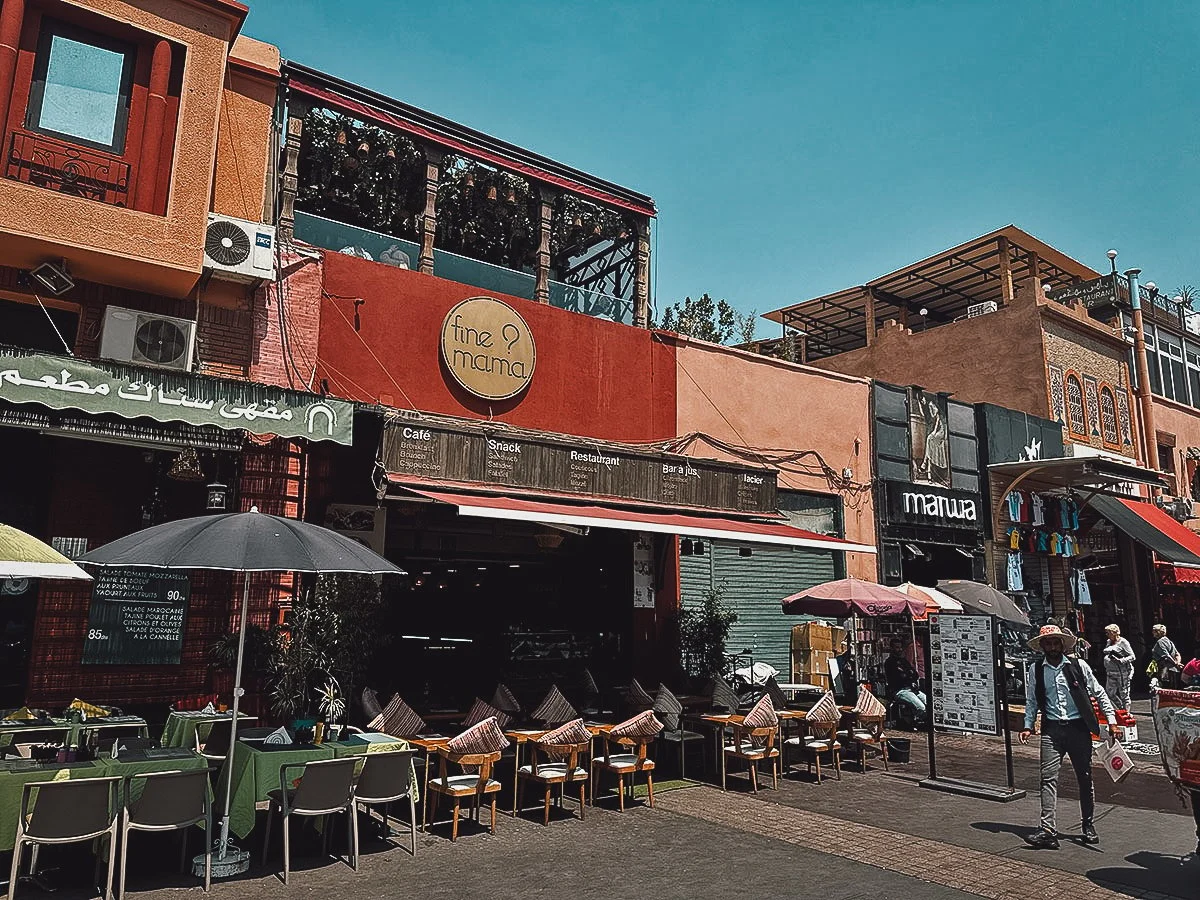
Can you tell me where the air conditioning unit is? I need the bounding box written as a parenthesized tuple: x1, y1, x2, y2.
(203, 214, 276, 282)
(99, 306, 195, 371)
(966, 301, 998, 318)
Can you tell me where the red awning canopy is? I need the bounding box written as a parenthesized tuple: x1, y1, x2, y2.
(388, 478, 875, 553)
(1091, 496, 1200, 567)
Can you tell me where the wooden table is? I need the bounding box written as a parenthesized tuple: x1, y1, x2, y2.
(408, 735, 450, 830)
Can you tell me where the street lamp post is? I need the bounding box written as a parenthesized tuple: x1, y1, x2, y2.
(1125, 266, 1157, 471)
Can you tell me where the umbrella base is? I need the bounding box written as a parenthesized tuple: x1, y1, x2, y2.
(197, 842, 250, 879)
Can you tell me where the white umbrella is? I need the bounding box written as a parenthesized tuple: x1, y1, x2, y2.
(0, 523, 91, 581)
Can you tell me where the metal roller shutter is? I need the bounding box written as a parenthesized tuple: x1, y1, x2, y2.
(681, 540, 836, 676)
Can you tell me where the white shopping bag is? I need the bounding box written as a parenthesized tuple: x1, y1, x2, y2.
(1099, 739, 1134, 783)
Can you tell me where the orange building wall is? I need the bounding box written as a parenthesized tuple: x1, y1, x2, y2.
(0, 0, 240, 297)
(812, 288, 1052, 417)
(1149, 397, 1200, 498)
(671, 337, 877, 580)
(212, 35, 279, 223)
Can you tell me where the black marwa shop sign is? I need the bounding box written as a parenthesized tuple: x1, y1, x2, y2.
(883, 480, 981, 529)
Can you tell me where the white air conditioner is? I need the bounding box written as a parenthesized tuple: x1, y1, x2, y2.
(967, 301, 998, 318)
(203, 214, 276, 282)
(99, 306, 195, 371)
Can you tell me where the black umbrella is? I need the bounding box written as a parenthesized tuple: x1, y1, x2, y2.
(80, 507, 406, 864)
(936, 580, 1031, 626)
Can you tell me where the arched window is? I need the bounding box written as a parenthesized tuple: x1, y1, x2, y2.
(1100, 387, 1119, 446)
(1066, 375, 1086, 436)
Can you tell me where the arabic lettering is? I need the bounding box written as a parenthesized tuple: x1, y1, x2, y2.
(0, 368, 110, 396)
(217, 402, 293, 422)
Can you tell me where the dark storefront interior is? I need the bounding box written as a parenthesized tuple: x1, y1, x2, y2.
(0, 425, 237, 706)
(369, 499, 636, 711)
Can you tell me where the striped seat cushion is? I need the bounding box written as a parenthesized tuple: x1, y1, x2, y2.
(530, 685, 578, 725)
(609, 709, 663, 741)
(626, 678, 655, 711)
(368, 694, 426, 738)
(764, 676, 788, 709)
(462, 697, 511, 731)
(805, 690, 840, 726)
(742, 694, 779, 729)
(447, 716, 510, 754)
(710, 676, 741, 714)
(595, 752, 656, 771)
(537, 717, 592, 746)
(518, 763, 588, 779)
(853, 687, 887, 718)
(653, 684, 684, 731)
(581, 668, 600, 697)
(491, 683, 522, 716)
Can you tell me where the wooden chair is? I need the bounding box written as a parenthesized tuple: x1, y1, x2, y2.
(590, 711, 663, 812)
(783, 691, 842, 784)
(517, 739, 589, 825)
(427, 747, 503, 841)
(722, 721, 780, 793)
(786, 717, 842, 783)
(845, 713, 888, 771)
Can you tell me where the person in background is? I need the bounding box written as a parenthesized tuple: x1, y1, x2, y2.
(1101, 624, 1135, 711)
(885, 638, 926, 723)
(1182, 655, 1200, 688)
(1020, 625, 1118, 850)
(1151, 624, 1183, 689)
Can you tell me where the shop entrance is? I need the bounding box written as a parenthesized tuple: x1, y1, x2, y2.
(900, 542, 975, 587)
(372, 498, 636, 711)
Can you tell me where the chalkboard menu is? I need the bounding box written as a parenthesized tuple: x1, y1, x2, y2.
(81, 569, 191, 666)
(381, 419, 778, 514)
(929, 614, 999, 736)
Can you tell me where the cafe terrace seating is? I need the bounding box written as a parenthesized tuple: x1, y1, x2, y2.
(427, 717, 510, 841)
(784, 690, 842, 783)
(516, 718, 592, 825)
(722, 695, 781, 793)
(590, 710, 663, 812)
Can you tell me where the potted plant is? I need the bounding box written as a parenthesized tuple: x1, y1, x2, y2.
(675, 586, 739, 686)
(314, 676, 347, 742)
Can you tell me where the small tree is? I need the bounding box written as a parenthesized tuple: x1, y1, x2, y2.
(659, 293, 740, 344)
(676, 586, 739, 680)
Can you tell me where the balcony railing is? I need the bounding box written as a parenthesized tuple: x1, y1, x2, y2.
(4, 129, 130, 207)
(294, 211, 632, 324)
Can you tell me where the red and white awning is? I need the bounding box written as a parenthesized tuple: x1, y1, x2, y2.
(388, 478, 875, 553)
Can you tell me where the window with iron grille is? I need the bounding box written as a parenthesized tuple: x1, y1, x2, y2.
(1099, 387, 1119, 446)
(1065, 375, 1086, 436)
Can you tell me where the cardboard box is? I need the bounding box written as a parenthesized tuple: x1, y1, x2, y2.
(1119, 724, 1138, 743)
(792, 622, 846, 653)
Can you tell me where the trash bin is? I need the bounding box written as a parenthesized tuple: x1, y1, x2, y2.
(886, 737, 911, 764)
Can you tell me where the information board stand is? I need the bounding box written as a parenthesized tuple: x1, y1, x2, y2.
(919, 613, 1025, 802)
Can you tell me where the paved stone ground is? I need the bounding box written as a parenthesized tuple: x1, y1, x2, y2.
(7, 727, 1195, 900)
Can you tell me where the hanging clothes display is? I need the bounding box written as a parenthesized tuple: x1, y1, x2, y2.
(1031, 493, 1045, 526)
(1073, 569, 1092, 606)
(1007, 552, 1024, 592)
(1007, 491, 1025, 523)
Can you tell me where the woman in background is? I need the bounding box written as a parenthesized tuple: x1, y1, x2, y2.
(1101, 624, 1135, 711)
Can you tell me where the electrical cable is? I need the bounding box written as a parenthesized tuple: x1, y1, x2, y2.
(33, 294, 73, 356)
(320, 289, 417, 409)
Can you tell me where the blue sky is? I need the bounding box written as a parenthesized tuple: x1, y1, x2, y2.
(244, 1, 1199, 337)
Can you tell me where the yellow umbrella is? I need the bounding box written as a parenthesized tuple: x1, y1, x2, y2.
(0, 523, 91, 581)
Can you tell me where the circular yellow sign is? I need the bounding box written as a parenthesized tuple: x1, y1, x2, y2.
(440, 297, 537, 401)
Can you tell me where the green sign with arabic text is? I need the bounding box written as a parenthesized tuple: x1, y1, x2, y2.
(0, 348, 353, 445)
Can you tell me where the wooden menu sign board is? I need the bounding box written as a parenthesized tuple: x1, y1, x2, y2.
(81, 568, 190, 666)
(382, 420, 777, 514)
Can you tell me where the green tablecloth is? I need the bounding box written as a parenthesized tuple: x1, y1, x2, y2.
(0, 761, 102, 851)
(160, 712, 252, 750)
(95, 752, 211, 804)
(218, 743, 335, 839)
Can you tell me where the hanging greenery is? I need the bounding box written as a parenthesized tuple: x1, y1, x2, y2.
(296, 109, 425, 241)
(435, 156, 537, 270)
(550, 194, 631, 275)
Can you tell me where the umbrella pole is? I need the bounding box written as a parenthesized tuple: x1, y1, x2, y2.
(218, 570, 252, 860)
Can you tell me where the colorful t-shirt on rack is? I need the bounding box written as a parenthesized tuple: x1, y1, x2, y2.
(1035, 531, 1051, 553)
(1009, 527, 1022, 550)
(1031, 494, 1045, 526)
(1007, 552, 1024, 592)
(1007, 491, 1025, 523)
(1049, 533, 1061, 555)
(1061, 534, 1076, 558)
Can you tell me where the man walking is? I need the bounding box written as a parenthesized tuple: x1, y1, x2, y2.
(1019, 625, 1119, 849)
